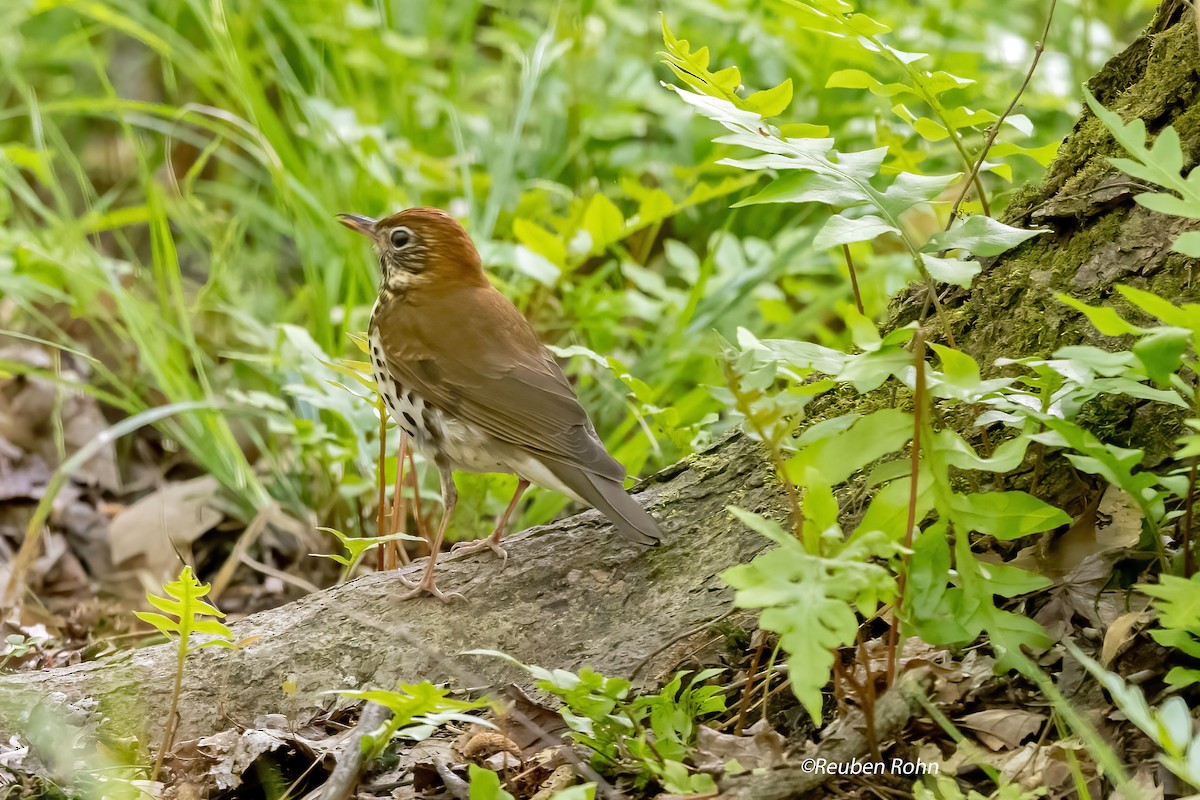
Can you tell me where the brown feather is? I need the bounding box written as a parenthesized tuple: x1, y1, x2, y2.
(373, 265, 626, 484)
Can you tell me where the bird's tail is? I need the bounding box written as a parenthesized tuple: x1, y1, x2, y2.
(548, 463, 662, 546)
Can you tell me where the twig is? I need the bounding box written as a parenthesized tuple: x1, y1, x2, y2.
(855, 628, 879, 759)
(843, 244, 865, 315)
(319, 700, 393, 800)
(1182, 455, 1197, 576)
(629, 609, 737, 680)
(210, 503, 274, 600)
(946, 0, 1058, 227)
(887, 330, 926, 685)
(733, 631, 768, 735)
(376, 397, 387, 572)
(917, 0, 1056, 341)
(240, 553, 322, 596)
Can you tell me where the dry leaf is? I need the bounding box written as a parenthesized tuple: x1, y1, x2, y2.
(1101, 611, 1151, 667)
(693, 720, 787, 773)
(108, 477, 222, 576)
(959, 709, 1046, 751)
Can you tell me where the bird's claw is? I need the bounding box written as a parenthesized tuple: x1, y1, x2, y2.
(399, 576, 465, 603)
(451, 538, 508, 566)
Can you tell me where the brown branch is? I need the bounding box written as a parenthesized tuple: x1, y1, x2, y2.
(946, 0, 1057, 226)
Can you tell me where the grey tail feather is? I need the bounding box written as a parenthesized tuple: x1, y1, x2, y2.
(549, 463, 662, 546)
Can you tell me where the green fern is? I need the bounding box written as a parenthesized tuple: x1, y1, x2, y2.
(1085, 88, 1200, 257)
(1140, 574, 1200, 688)
(134, 566, 237, 780)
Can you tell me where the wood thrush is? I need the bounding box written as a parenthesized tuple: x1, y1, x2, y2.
(338, 207, 662, 601)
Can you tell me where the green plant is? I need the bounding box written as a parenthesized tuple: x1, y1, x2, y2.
(311, 527, 423, 579)
(469, 652, 724, 795)
(0, 634, 42, 670)
(1070, 642, 1200, 791)
(337, 682, 487, 760)
(718, 323, 1064, 718)
(661, 15, 1045, 347)
(1139, 573, 1200, 688)
(468, 765, 596, 800)
(1085, 88, 1200, 257)
(134, 565, 238, 780)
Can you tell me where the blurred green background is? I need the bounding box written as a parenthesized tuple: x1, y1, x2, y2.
(0, 0, 1155, 558)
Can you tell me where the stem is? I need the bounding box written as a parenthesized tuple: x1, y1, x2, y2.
(946, 0, 1057, 225)
(842, 244, 865, 314)
(887, 330, 926, 685)
(152, 641, 186, 782)
(855, 628, 879, 758)
(376, 396, 387, 572)
(733, 632, 768, 735)
(1183, 456, 1197, 576)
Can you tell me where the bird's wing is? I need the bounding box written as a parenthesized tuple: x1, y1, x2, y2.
(375, 285, 626, 482)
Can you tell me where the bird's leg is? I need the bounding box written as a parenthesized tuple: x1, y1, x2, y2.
(401, 461, 464, 602)
(407, 448, 428, 548)
(451, 478, 529, 566)
(388, 428, 410, 568)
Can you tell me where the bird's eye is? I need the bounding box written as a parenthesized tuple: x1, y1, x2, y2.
(390, 227, 412, 249)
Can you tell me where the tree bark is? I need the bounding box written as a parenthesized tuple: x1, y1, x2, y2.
(4, 0, 1200, 763)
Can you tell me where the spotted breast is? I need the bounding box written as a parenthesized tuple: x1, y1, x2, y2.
(368, 322, 531, 480)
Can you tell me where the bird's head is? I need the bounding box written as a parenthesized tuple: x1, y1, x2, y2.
(337, 207, 485, 293)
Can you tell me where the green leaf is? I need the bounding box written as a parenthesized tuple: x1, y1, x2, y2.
(1172, 231, 1200, 257)
(921, 254, 980, 287)
(1115, 285, 1198, 329)
(826, 69, 912, 98)
(985, 608, 1054, 671)
(878, 172, 959, 218)
(975, 560, 1052, 597)
(1132, 327, 1190, 385)
(133, 611, 179, 636)
(950, 491, 1070, 539)
(1057, 294, 1141, 336)
(925, 215, 1045, 257)
(813, 214, 900, 249)
(469, 766, 515, 800)
(1134, 192, 1199, 218)
(733, 172, 866, 208)
(788, 407, 913, 485)
(743, 79, 793, 117)
(728, 507, 795, 548)
(582, 195, 625, 251)
(512, 219, 565, 268)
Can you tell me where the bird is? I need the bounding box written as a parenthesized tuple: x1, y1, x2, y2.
(338, 207, 663, 601)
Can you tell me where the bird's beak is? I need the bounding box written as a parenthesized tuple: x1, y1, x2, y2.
(336, 213, 377, 237)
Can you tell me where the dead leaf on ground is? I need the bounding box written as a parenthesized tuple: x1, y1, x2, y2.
(1034, 548, 1128, 638)
(0, 347, 120, 492)
(1096, 488, 1144, 549)
(496, 684, 569, 757)
(958, 709, 1047, 751)
(1101, 610, 1152, 667)
(108, 477, 222, 578)
(693, 719, 787, 773)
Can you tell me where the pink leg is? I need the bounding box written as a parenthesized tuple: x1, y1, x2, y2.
(451, 478, 530, 566)
(389, 429, 410, 568)
(401, 462, 464, 603)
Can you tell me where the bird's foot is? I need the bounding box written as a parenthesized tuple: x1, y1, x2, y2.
(450, 537, 508, 566)
(399, 573, 465, 603)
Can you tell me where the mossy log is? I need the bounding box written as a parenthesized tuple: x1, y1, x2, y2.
(0, 433, 783, 743)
